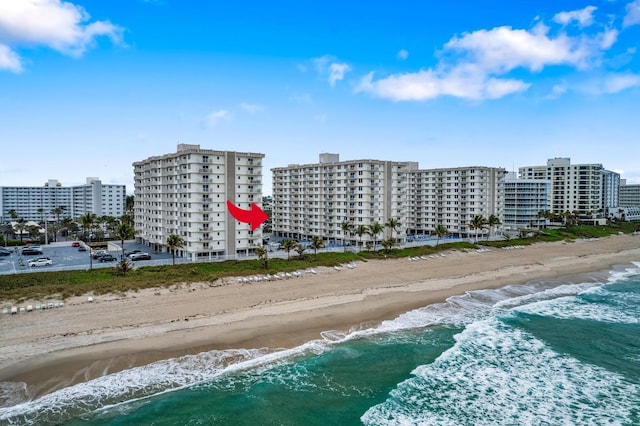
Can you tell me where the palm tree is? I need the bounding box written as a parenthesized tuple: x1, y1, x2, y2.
(310, 236, 324, 256)
(15, 218, 26, 242)
(434, 223, 448, 247)
(114, 222, 136, 260)
(7, 209, 18, 221)
(120, 213, 134, 227)
(255, 246, 268, 269)
(60, 217, 74, 239)
(294, 243, 307, 259)
(51, 206, 66, 242)
(368, 222, 384, 250)
(26, 224, 41, 242)
(381, 238, 395, 252)
(280, 239, 297, 260)
(385, 217, 400, 244)
(340, 220, 354, 252)
(0, 223, 13, 246)
(486, 214, 501, 240)
(469, 215, 487, 243)
(166, 233, 185, 265)
(78, 212, 97, 240)
(355, 225, 368, 251)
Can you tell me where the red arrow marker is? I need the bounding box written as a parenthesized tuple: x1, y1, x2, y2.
(226, 200, 268, 231)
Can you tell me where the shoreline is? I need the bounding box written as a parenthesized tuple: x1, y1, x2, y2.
(1, 234, 639, 401)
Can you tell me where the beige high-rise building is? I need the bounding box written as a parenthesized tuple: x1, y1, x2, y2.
(133, 144, 265, 261)
(271, 153, 416, 246)
(519, 158, 605, 217)
(407, 166, 506, 238)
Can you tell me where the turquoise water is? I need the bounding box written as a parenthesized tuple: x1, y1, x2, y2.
(2, 262, 639, 425)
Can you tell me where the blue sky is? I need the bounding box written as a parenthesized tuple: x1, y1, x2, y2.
(1, 0, 639, 195)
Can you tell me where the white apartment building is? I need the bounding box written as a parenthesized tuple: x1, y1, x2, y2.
(407, 166, 506, 238)
(0, 178, 126, 223)
(271, 153, 415, 245)
(503, 172, 551, 231)
(133, 144, 265, 260)
(619, 180, 640, 207)
(519, 158, 605, 217)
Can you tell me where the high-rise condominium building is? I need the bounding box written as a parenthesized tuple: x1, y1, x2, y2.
(133, 144, 265, 260)
(0, 178, 126, 223)
(407, 166, 506, 238)
(502, 172, 551, 231)
(271, 153, 415, 245)
(619, 180, 640, 208)
(602, 170, 620, 208)
(519, 158, 608, 217)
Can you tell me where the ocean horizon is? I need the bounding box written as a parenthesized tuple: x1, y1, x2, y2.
(2, 262, 639, 425)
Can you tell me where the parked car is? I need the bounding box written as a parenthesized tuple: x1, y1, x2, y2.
(78, 246, 87, 252)
(125, 249, 142, 257)
(92, 250, 108, 259)
(22, 247, 43, 255)
(129, 252, 151, 261)
(99, 254, 118, 262)
(28, 257, 53, 267)
(71, 241, 80, 247)
(0, 248, 11, 256)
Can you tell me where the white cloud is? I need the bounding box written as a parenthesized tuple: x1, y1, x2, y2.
(397, 49, 409, 60)
(601, 73, 640, 93)
(358, 18, 617, 102)
(583, 73, 640, 94)
(312, 55, 351, 86)
(624, 0, 640, 27)
(547, 82, 568, 99)
(0, 0, 123, 70)
(328, 62, 350, 87)
(0, 43, 22, 72)
(356, 69, 530, 101)
(205, 109, 231, 127)
(240, 103, 264, 113)
(553, 6, 597, 27)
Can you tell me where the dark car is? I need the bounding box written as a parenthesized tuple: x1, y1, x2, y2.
(78, 246, 87, 252)
(0, 249, 11, 256)
(92, 250, 108, 259)
(21, 247, 43, 255)
(129, 252, 151, 261)
(99, 254, 118, 262)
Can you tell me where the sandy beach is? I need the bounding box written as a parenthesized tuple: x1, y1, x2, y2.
(1, 234, 639, 400)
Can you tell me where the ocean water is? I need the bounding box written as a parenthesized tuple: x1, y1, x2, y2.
(1, 262, 639, 425)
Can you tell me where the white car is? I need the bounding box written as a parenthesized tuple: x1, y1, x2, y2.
(28, 257, 53, 267)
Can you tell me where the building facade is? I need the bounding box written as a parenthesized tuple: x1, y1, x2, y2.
(503, 172, 551, 231)
(407, 166, 506, 238)
(0, 178, 126, 223)
(602, 169, 620, 209)
(133, 144, 265, 260)
(619, 180, 640, 207)
(519, 158, 605, 217)
(271, 153, 415, 245)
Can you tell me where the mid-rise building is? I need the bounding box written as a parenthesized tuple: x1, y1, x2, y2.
(619, 180, 640, 207)
(133, 144, 265, 260)
(519, 158, 605, 217)
(407, 166, 506, 238)
(271, 153, 415, 245)
(0, 178, 126, 223)
(503, 172, 551, 231)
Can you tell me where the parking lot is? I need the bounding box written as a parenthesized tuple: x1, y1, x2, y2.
(0, 241, 176, 275)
